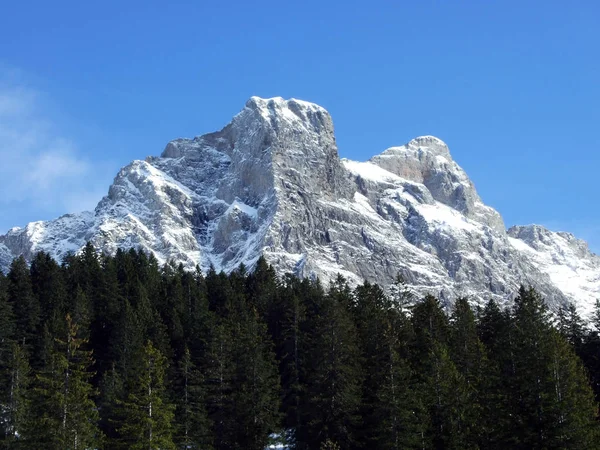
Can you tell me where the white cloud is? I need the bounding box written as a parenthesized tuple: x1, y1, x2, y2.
(0, 75, 105, 224)
(26, 145, 90, 190)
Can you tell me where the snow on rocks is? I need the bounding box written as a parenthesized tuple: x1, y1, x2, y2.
(0, 97, 596, 314)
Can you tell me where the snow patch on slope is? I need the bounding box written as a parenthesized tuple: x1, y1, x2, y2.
(508, 227, 600, 318)
(1, 96, 598, 316)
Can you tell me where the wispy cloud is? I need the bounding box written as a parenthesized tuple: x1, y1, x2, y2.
(0, 71, 108, 230)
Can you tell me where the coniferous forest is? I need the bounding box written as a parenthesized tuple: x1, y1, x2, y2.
(1, 244, 600, 449)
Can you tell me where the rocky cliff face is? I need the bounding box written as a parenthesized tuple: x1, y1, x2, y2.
(0, 97, 596, 313)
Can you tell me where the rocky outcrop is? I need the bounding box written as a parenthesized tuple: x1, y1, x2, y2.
(0, 97, 596, 313)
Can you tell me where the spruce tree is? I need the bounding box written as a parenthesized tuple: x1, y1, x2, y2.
(30, 251, 67, 324)
(172, 347, 213, 449)
(0, 273, 15, 393)
(423, 342, 473, 449)
(508, 286, 599, 448)
(116, 340, 175, 450)
(26, 314, 100, 449)
(98, 362, 125, 446)
(0, 341, 30, 447)
(410, 294, 450, 369)
(557, 302, 586, 352)
(229, 304, 281, 450)
(298, 277, 362, 449)
(111, 299, 144, 380)
(411, 295, 475, 449)
(353, 282, 424, 449)
(204, 320, 236, 450)
(581, 299, 600, 402)
(204, 270, 281, 450)
(245, 256, 278, 319)
(448, 298, 486, 446)
(7, 257, 40, 350)
(545, 329, 599, 448)
(267, 274, 307, 436)
(476, 299, 513, 448)
(88, 252, 123, 377)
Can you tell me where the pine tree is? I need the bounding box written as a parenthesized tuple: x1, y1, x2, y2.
(159, 263, 186, 356)
(423, 342, 473, 449)
(476, 298, 513, 448)
(389, 273, 415, 314)
(545, 329, 599, 448)
(0, 272, 15, 392)
(508, 286, 599, 448)
(98, 362, 125, 446)
(353, 281, 424, 449)
(30, 251, 67, 324)
(204, 320, 236, 450)
(116, 340, 175, 450)
(245, 256, 278, 319)
(88, 251, 123, 377)
(111, 299, 145, 380)
(0, 341, 30, 447)
(204, 270, 281, 450)
(477, 298, 508, 353)
(448, 298, 486, 446)
(229, 304, 281, 450)
(557, 302, 586, 352)
(410, 295, 449, 373)
(267, 274, 307, 435)
(298, 277, 363, 449)
(580, 299, 600, 402)
(7, 257, 40, 349)
(172, 347, 213, 449)
(592, 299, 600, 331)
(410, 295, 476, 449)
(26, 314, 101, 449)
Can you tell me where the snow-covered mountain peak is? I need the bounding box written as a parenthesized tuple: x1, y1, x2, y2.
(241, 96, 332, 135)
(508, 224, 600, 318)
(406, 135, 451, 157)
(2, 97, 600, 316)
(367, 136, 504, 232)
(245, 95, 328, 116)
(508, 225, 593, 259)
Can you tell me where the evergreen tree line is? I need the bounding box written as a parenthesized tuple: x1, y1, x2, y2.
(0, 244, 599, 449)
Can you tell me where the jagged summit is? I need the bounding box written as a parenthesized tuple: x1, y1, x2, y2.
(382, 135, 452, 159)
(1, 96, 598, 315)
(245, 96, 329, 116)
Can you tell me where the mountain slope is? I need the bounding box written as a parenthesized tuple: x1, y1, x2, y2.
(0, 97, 596, 313)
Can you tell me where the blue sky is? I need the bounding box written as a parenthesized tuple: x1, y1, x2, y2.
(1, 1, 599, 249)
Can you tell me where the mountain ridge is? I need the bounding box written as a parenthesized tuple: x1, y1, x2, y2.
(1, 96, 598, 315)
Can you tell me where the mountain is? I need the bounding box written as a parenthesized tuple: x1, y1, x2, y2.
(1, 96, 598, 314)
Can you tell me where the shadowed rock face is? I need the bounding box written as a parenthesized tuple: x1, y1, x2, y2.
(1, 96, 598, 314)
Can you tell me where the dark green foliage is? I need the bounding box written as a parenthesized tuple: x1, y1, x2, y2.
(172, 347, 213, 449)
(0, 341, 30, 447)
(557, 301, 586, 351)
(1, 248, 600, 449)
(506, 287, 599, 448)
(353, 281, 424, 449)
(26, 314, 100, 449)
(204, 268, 281, 450)
(298, 277, 363, 449)
(447, 298, 486, 446)
(580, 300, 600, 403)
(7, 257, 40, 348)
(0, 272, 15, 402)
(411, 296, 476, 449)
(115, 340, 175, 450)
(30, 251, 67, 324)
